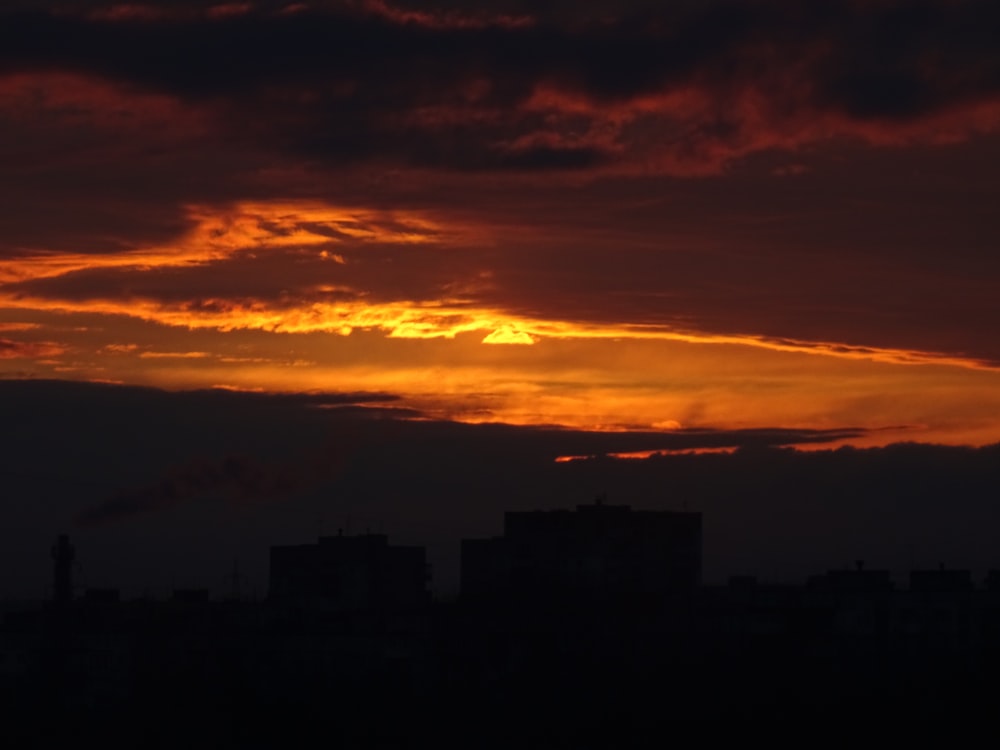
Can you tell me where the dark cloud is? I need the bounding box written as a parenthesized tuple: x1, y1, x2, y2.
(73, 413, 866, 526)
(813, 1, 1000, 120)
(0, 1, 997, 174)
(1, 379, 998, 598)
(555, 440, 1000, 584)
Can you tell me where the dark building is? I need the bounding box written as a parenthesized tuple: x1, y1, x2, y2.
(461, 500, 701, 600)
(51, 534, 74, 606)
(269, 534, 429, 611)
(909, 567, 974, 593)
(806, 562, 895, 594)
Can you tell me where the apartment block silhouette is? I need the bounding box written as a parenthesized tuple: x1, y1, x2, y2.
(461, 500, 701, 600)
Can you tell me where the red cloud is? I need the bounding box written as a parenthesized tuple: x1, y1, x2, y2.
(0, 1, 997, 176)
(0, 337, 66, 359)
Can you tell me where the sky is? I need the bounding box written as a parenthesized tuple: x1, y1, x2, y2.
(1, 0, 999, 444)
(1, 1, 1000, 596)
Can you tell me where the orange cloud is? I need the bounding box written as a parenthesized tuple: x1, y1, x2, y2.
(138, 351, 213, 359)
(482, 325, 536, 345)
(3, 198, 997, 379)
(5, 287, 994, 373)
(6, 234, 999, 382)
(5, 308, 998, 448)
(1, 201, 456, 285)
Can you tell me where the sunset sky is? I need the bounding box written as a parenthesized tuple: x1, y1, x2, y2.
(2, 0, 1000, 450)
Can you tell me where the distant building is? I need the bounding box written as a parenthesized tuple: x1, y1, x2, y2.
(909, 567, 974, 593)
(461, 500, 701, 600)
(806, 562, 894, 594)
(51, 534, 74, 606)
(269, 534, 429, 611)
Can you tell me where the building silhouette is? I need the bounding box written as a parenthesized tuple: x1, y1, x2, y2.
(11, 512, 1000, 737)
(806, 561, 895, 594)
(51, 534, 74, 607)
(268, 533, 429, 611)
(461, 499, 701, 600)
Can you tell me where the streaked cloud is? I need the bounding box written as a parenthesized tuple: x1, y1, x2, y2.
(0, 201, 454, 284)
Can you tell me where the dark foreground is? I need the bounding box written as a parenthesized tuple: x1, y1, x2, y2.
(5, 583, 1000, 747)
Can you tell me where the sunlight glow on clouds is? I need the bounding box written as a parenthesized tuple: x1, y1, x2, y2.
(5, 287, 996, 373)
(482, 326, 536, 345)
(2, 1, 1000, 452)
(1, 202, 453, 285)
(3, 200, 995, 371)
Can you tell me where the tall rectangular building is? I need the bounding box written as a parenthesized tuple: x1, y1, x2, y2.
(461, 502, 701, 599)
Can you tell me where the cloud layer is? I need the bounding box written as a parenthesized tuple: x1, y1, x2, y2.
(1, 1, 999, 447)
(2, 1, 1000, 174)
